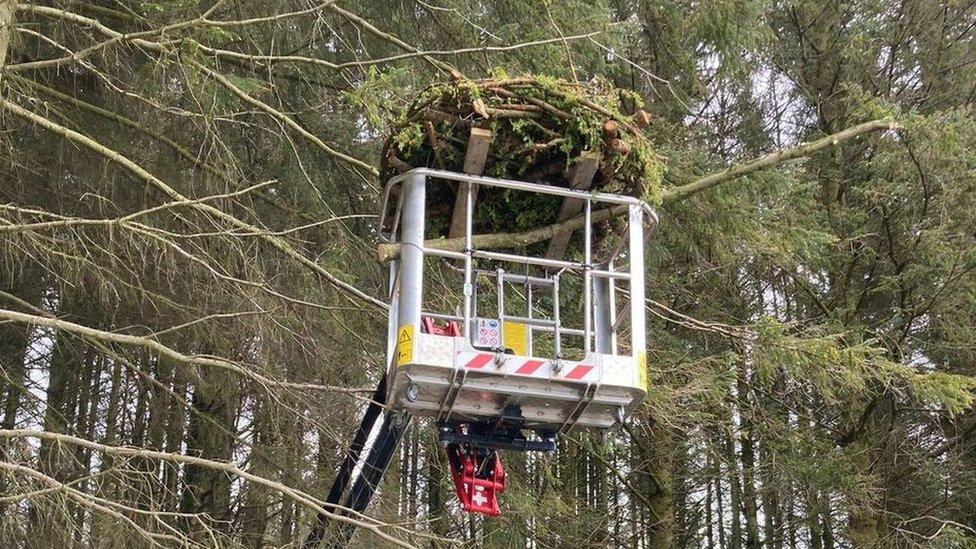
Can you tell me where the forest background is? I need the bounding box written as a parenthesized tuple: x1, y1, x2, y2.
(1, 1, 976, 547)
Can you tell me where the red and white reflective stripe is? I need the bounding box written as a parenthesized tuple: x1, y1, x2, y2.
(461, 353, 596, 381)
(464, 353, 493, 369)
(564, 364, 594, 380)
(514, 360, 544, 375)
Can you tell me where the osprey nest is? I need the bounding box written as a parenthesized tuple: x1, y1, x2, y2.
(381, 76, 664, 239)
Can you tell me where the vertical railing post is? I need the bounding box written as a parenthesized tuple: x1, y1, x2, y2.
(553, 272, 562, 360)
(583, 199, 593, 355)
(463, 180, 475, 339)
(593, 273, 613, 354)
(608, 259, 618, 355)
(496, 267, 505, 350)
(628, 205, 646, 385)
(398, 173, 426, 340)
(526, 283, 534, 356)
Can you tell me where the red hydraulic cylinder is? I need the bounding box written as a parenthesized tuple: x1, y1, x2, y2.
(448, 447, 506, 516)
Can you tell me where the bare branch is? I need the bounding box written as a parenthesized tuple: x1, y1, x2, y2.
(201, 1, 337, 27)
(188, 60, 378, 177)
(661, 119, 902, 203)
(0, 430, 417, 548)
(376, 203, 628, 261)
(0, 461, 189, 547)
(325, 3, 457, 74)
(0, 306, 354, 394)
(13, 5, 376, 177)
(377, 119, 902, 261)
(0, 97, 387, 309)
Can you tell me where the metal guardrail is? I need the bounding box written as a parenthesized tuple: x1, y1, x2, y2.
(384, 168, 655, 361)
(378, 167, 659, 242)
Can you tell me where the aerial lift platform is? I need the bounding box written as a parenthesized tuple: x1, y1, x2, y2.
(306, 167, 657, 547)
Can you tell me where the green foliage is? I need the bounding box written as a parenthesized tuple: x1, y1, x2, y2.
(769, 432, 863, 495)
(754, 318, 976, 415)
(4, 0, 976, 546)
(909, 371, 976, 417)
(384, 75, 663, 191)
(927, 526, 976, 549)
(343, 66, 414, 130)
(377, 75, 666, 237)
(223, 74, 267, 95)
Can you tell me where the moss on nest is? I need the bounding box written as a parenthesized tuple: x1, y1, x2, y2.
(381, 74, 664, 237)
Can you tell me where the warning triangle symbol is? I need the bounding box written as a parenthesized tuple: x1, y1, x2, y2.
(397, 329, 412, 345)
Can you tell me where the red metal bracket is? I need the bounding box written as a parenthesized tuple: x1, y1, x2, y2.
(446, 445, 506, 516)
(421, 317, 461, 337)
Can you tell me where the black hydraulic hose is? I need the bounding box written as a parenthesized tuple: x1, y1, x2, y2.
(345, 414, 408, 513)
(304, 374, 387, 548)
(328, 413, 411, 549)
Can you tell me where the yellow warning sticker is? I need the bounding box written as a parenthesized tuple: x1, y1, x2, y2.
(503, 321, 528, 356)
(395, 325, 413, 366)
(637, 351, 648, 392)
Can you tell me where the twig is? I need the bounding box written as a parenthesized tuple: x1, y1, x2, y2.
(662, 119, 902, 203)
(0, 307, 354, 394)
(377, 119, 903, 260)
(0, 97, 387, 310)
(0, 430, 417, 548)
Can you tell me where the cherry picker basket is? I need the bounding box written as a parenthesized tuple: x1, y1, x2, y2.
(376, 168, 656, 516)
(379, 168, 656, 431)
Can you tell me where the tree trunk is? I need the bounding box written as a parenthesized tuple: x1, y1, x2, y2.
(0, 307, 31, 432)
(846, 396, 895, 547)
(163, 363, 186, 512)
(0, 280, 35, 548)
(239, 397, 271, 548)
(716, 474, 727, 549)
(806, 489, 824, 549)
(427, 435, 449, 539)
(71, 351, 100, 544)
(760, 446, 781, 549)
(848, 508, 879, 548)
(593, 440, 609, 545)
(0, 0, 16, 88)
(723, 430, 743, 549)
(31, 297, 91, 547)
(399, 425, 410, 517)
(737, 366, 761, 549)
(408, 424, 419, 519)
(279, 414, 301, 547)
(705, 466, 714, 548)
(647, 424, 674, 549)
(89, 357, 124, 544)
(0, 273, 39, 521)
(180, 367, 239, 537)
(787, 496, 797, 549)
(821, 511, 834, 549)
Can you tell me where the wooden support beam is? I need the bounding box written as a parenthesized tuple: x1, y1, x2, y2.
(545, 152, 600, 259)
(448, 127, 493, 238)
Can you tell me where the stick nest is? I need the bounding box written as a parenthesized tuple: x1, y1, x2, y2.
(381, 75, 664, 236)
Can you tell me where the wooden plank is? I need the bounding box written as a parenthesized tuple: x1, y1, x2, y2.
(448, 127, 494, 238)
(545, 152, 600, 259)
